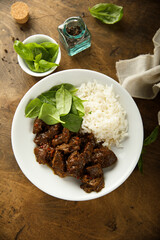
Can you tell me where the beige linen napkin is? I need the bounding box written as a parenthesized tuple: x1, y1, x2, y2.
(116, 28, 160, 124)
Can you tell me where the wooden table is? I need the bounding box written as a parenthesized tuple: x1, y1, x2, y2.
(1, 0, 160, 239)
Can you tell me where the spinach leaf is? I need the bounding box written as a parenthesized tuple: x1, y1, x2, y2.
(14, 40, 34, 61)
(138, 125, 159, 173)
(26, 60, 58, 73)
(89, 3, 123, 24)
(38, 91, 56, 106)
(72, 95, 85, 116)
(40, 42, 59, 62)
(39, 59, 58, 70)
(35, 53, 42, 63)
(25, 42, 49, 60)
(70, 101, 78, 115)
(34, 62, 39, 71)
(25, 60, 43, 73)
(51, 48, 59, 62)
(25, 98, 42, 118)
(50, 83, 77, 94)
(61, 113, 83, 132)
(25, 60, 36, 72)
(138, 154, 143, 173)
(56, 85, 72, 116)
(39, 103, 65, 125)
(144, 126, 159, 146)
(14, 40, 59, 73)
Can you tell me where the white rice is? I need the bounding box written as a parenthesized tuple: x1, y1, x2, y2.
(76, 81, 128, 147)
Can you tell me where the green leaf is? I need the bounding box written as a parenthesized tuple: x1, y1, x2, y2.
(51, 48, 59, 62)
(70, 101, 78, 115)
(25, 98, 42, 118)
(50, 83, 77, 94)
(137, 147, 145, 173)
(138, 153, 143, 173)
(89, 3, 123, 24)
(14, 40, 60, 73)
(144, 126, 159, 146)
(35, 53, 42, 63)
(38, 91, 56, 106)
(34, 62, 39, 71)
(39, 103, 64, 125)
(56, 85, 72, 116)
(39, 59, 58, 69)
(72, 95, 85, 116)
(40, 42, 59, 62)
(61, 113, 83, 132)
(25, 42, 49, 60)
(25, 60, 36, 72)
(14, 40, 34, 61)
(138, 126, 159, 173)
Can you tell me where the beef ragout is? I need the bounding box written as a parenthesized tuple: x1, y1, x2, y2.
(33, 118, 117, 193)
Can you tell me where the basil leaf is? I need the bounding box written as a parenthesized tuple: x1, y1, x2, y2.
(39, 103, 64, 125)
(89, 3, 123, 24)
(38, 91, 56, 106)
(144, 126, 159, 146)
(14, 40, 34, 61)
(61, 113, 83, 132)
(56, 85, 72, 116)
(25, 98, 42, 118)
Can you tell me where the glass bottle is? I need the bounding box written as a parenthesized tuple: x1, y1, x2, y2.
(58, 16, 91, 56)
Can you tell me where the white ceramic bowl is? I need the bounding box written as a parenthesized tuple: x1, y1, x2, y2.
(11, 69, 143, 201)
(17, 34, 61, 77)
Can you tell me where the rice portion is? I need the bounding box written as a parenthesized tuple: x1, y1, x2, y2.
(76, 81, 128, 147)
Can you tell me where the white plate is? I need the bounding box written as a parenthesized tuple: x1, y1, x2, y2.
(11, 69, 143, 201)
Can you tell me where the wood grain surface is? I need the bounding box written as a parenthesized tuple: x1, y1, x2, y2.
(0, 0, 160, 240)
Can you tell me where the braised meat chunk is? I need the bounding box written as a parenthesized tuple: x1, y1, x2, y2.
(34, 146, 47, 165)
(81, 175, 104, 193)
(80, 164, 104, 193)
(56, 136, 81, 154)
(33, 118, 47, 134)
(85, 164, 103, 178)
(52, 150, 66, 178)
(33, 122, 118, 193)
(34, 144, 55, 165)
(34, 123, 62, 146)
(80, 141, 94, 165)
(52, 127, 71, 147)
(66, 151, 84, 178)
(92, 145, 117, 168)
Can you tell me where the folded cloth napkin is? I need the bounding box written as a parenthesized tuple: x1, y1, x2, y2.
(116, 28, 160, 124)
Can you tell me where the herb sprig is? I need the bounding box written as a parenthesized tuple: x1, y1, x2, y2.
(138, 125, 159, 173)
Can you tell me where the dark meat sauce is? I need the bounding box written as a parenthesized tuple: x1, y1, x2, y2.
(33, 118, 117, 193)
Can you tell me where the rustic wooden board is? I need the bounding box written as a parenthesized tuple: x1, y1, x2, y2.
(0, 0, 160, 239)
